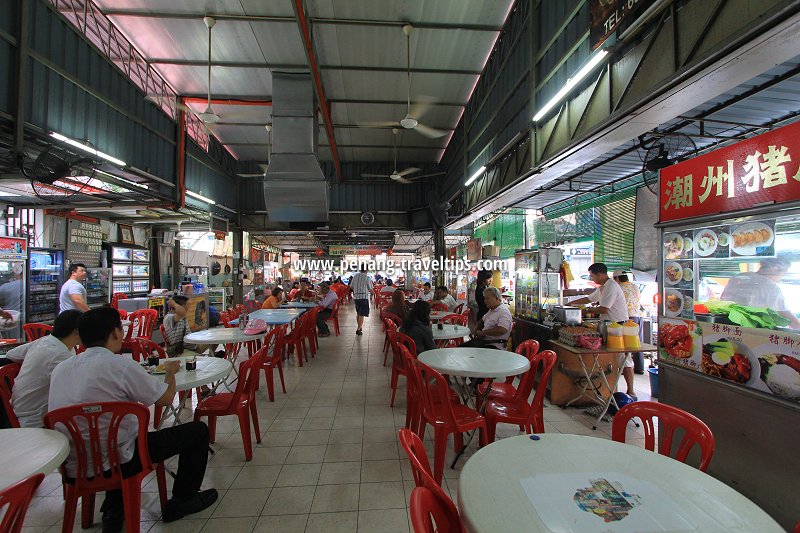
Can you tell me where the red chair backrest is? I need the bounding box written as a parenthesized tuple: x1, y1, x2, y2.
(126, 309, 158, 340)
(237, 348, 264, 398)
(516, 339, 540, 360)
(22, 323, 52, 342)
(384, 311, 403, 327)
(440, 314, 467, 326)
(136, 339, 167, 362)
(400, 345, 422, 406)
(235, 304, 246, 316)
(611, 401, 716, 472)
(453, 303, 464, 314)
(0, 363, 22, 428)
(395, 331, 417, 357)
(219, 311, 233, 328)
(409, 486, 463, 533)
(0, 473, 45, 533)
(43, 402, 156, 488)
(384, 319, 398, 334)
(415, 360, 460, 427)
(227, 307, 238, 318)
(117, 309, 128, 320)
(514, 350, 557, 425)
(431, 303, 448, 312)
(110, 292, 127, 309)
(262, 324, 288, 360)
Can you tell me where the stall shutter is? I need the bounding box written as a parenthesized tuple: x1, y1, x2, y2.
(594, 195, 636, 269)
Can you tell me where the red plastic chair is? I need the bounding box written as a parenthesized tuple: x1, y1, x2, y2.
(110, 292, 127, 309)
(194, 351, 264, 460)
(259, 325, 289, 402)
(235, 304, 247, 316)
(399, 346, 424, 434)
(22, 323, 53, 342)
(399, 429, 464, 533)
(324, 300, 341, 336)
(0, 363, 22, 428)
(453, 303, 464, 314)
(612, 401, 716, 472)
(117, 309, 128, 320)
(410, 486, 463, 533)
(43, 402, 168, 533)
(302, 307, 321, 358)
(389, 331, 416, 407)
(484, 350, 557, 442)
(477, 340, 540, 409)
(284, 313, 311, 367)
(415, 360, 488, 484)
(0, 473, 45, 533)
(440, 314, 466, 326)
(121, 309, 158, 353)
(382, 318, 399, 365)
(219, 311, 234, 328)
(794, 520, 800, 533)
(430, 303, 448, 312)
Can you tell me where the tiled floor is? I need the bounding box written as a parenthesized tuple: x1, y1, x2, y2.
(21, 303, 653, 532)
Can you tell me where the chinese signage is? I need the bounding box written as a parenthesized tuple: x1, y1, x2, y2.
(329, 246, 382, 256)
(590, 0, 652, 50)
(0, 237, 27, 259)
(660, 120, 800, 222)
(659, 318, 800, 405)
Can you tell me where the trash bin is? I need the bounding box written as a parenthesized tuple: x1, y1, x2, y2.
(648, 367, 659, 398)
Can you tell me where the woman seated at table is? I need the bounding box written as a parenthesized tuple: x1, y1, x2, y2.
(262, 287, 284, 309)
(385, 289, 411, 322)
(400, 300, 435, 353)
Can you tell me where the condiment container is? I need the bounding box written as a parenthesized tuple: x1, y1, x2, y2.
(606, 322, 625, 349)
(623, 320, 641, 349)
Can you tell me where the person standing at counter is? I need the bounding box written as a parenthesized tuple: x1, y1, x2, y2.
(59, 263, 89, 312)
(475, 269, 493, 321)
(570, 263, 636, 398)
(462, 287, 512, 349)
(720, 257, 800, 329)
(614, 269, 644, 375)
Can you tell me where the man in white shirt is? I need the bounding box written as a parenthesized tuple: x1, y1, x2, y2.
(8, 310, 82, 428)
(432, 286, 457, 311)
(462, 287, 513, 349)
(349, 266, 374, 336)
(316, 282, 338, 337)
(380, 278, 397, 293)
(571, 263, 634, 397)
(720, 257, 800, 329)
(48, 308, 217, 531)
(419, 282, 434, 301)
(59, 263, 89, 312)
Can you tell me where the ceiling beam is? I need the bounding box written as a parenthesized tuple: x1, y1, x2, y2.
(224, 143, 444, 149)
(148, 59, 480, 75)
(329, 98, 465, 107)
(292, 0, 342, 183)
(182, 97, 272, 107)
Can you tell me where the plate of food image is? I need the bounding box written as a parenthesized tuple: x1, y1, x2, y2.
(753, 345, 800, 400)
(731, 222, 774, 256)
(693, 229, 718, 257)
(664, 262, 683, 286)
(683, 236, 693, 255)
(664, 233, 683, 259)
(701, 337, 759, 386)
(682, 267, 694, 282)
(718, 232, 730, 247)
(664, 289, 684, 317)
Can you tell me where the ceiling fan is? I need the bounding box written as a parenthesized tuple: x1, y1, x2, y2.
(237, 125, 271, 178)
(361, 128, 445, 184)
(357, 25, 448, 139)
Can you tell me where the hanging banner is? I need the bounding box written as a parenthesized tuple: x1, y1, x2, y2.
(590, 0, 653, 50)
(250, 248, 263, 263)
(660, 120, 800, 222)
(329, 245, 382, 256)
(467, 238, 482, 261)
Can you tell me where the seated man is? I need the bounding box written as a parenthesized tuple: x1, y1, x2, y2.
(462, 287, 513, 349)
(316, 282, 337, 337)
(8, 310, 82, 428)
(431, 285, 457, 311)
(380, 278, 396, 294)
(48, 308, 217, 531)
(419, 282, 435, 301)
(163, 295, 212, 357)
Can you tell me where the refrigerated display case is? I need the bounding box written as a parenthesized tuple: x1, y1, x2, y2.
(28, 248, 64, 323)
(0, 237, 27, 340)
(106, 244, 150, 297)
(514, 248, 562, 321)
(83, 268, 111, 309)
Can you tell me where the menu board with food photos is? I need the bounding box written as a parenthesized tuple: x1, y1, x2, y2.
(659, 317, 800, 405)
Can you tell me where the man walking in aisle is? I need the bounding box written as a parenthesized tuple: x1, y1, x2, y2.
(349, 265, 373, 336)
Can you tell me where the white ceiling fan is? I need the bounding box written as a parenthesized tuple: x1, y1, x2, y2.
(357, 25, 448, 139)
(361, 129, 445, 184)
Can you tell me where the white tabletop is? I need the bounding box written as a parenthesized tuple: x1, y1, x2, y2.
(459, 434, 782, 533)
(185, 327, 267, 344)
(281, 302, 319, 309)
(429, 310, 451, 320)
(431, 324, 471, 340)
(418, 348, 529, 378)
(148, 356, 233, 391)
(0, 428, 70, 490)
(229, 308, 305, 325)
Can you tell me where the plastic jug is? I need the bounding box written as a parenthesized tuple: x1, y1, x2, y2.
(606, 322, 625, 349)
(623, 320, 641, 349)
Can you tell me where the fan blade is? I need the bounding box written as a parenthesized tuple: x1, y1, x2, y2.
(408, 95, 438, 121)
(356, 121, 401, 129)
(390, 174, 412, 184)
(218, 110, 271, 121)
(413, 123, 448, 139)
(396, 167, 421, 177)
(408, 171, 446, 179)
(361, 173, 391, 178)
(237, 173, 265, 178)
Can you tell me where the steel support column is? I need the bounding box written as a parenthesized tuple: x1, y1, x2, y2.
(176, 97, 186, 206)
(433, 227, 445, 287)
(233, 230, 243, 305)
(13, 0, 30, 154)
(172, 239, 181, 291)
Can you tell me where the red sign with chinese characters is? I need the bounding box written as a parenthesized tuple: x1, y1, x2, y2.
(659, 120, 800, 222)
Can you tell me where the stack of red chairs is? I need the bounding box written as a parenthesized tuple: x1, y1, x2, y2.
(121, 309, 158, 357)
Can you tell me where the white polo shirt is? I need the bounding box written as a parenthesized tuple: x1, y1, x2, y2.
(419, 290, 434, 302)
(438, 294, 457, 311)
(482, 304, 514, 348)
(8, 335, 74, 428)
(588, 278, 629, 323)
(48, 347, 167, 476)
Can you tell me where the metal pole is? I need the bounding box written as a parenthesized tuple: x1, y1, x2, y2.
(13, 0, 30, 155)
(172, 238, 181, 291)
(434, 226, 445, 287)
(232, 229, 243, 304)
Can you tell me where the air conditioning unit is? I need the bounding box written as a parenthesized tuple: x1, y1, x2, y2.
(482, 245, 500, 257)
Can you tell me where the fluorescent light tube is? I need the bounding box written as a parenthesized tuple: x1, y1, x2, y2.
(50, 132, 127, 167)
(465, 166, 487, 186)
(532, 49, 609, 123)
(186, 190, 216, 205)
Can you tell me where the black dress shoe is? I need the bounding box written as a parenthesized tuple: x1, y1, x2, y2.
(101, 510, 124, 533)
(163, 489, 219, 523)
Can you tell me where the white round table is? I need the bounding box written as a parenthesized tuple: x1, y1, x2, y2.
(418, 348, 530, 378)
(429, 310, 451, 321)
(185, 327, 267, 345)
(0, 428, 69, 490)
(152, 356, 233, 392)
(431, 324, 471, 341)
(458, 434, 783, 533)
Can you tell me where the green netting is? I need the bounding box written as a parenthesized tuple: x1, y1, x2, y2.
(474, 210, 525, 258)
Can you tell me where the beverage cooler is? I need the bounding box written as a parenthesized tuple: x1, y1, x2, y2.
(83, 268, 111, 308)
(0, 237, 27, 340)
(655, 120, 800, 526)
(514, 248, 563, 321)
(28, 248, 64, 323)
(106, 244, 150, 297)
